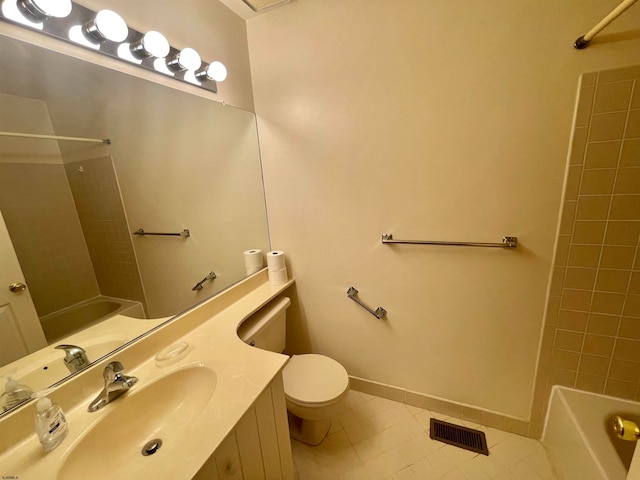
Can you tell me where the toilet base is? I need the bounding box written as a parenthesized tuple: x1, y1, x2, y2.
(287, 411, 331, 446)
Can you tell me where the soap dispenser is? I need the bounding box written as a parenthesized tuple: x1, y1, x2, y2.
(34, 390, 68, 452)
(0, 371, 33, 412)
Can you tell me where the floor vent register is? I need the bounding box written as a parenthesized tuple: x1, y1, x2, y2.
(429, 418, 489, 456)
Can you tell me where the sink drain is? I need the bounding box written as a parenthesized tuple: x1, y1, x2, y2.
(142, 438, 163, 456)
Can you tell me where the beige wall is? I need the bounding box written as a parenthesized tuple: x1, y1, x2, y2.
(533, 64, 640, 437)
(247, 0, 640, 420)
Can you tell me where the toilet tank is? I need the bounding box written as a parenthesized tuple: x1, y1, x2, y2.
(237, 297, 291, 353)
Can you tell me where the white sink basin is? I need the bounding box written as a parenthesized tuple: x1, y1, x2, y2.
(57, 366, 217, 480)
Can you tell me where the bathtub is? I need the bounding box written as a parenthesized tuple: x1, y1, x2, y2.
(39, 296, 144, 342)
(543, 386, 640, 480)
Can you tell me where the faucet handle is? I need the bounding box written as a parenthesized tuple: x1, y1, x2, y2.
(104, 361, 125, 382)
(55, 344, 90, 372)
(55, 344, 87, 360)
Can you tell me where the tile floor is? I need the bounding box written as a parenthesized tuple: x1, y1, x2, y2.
(291, 391, 558, 480)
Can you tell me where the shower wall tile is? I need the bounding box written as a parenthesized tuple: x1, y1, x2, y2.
(575, 373, 606, 393)
(599, 65, 640, 83)
(567, 244, 601, 267)
(575, 86, 595, 127)
(532, 65, 640, 438)
(593, 81, 633, 113)
(614, 168, 640, 193)
(572, 221, 605, 244)
(621, 139, 640, 166)
(588, 112, 627, 141)
(596, 269, 631, 292)
(626, 110, 640, 137)
(570, 127, 588, 164)
(587, 313, 619, 336)
(576, 195, 611, 219)
(565, 267, 596, 289)
(559, 201, 576, 233)
(610, 195, 640, 220)
(579, 168, 616, 194)
(605, 221, 640, 245)
(578, 354, 609, 376)
(582, 72, 598, 87)
(65, 156, 146, 311)
(584, 141, 620, 168)
(557, 310, 588, 331)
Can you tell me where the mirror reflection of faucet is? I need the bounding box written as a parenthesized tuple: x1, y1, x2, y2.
(87, 361, 138, 412)
(55, 345, 90, 373)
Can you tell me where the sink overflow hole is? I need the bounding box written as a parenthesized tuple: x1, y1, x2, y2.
(142, 438, 163, 456)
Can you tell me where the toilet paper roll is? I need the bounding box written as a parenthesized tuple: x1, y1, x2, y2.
(244, 249, 263, 275)
(268, 267, 288, 286)
(266, 250, 286, 270)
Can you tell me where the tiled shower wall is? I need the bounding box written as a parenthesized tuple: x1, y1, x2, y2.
(531, 65, 640, 438)
(65, 156, 146, 310)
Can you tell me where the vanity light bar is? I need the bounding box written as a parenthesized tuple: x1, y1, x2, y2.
(0, 0, 226, 94)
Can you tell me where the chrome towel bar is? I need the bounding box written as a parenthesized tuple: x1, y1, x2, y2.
(347, 287, 387, 319)
(192, 271, 217, 291)
(134, 228, 191, 237)
(381, 234, 517, 249)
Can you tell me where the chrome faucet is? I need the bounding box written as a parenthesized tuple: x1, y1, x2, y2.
(87, 361, 138, 412)
(55, 344, 90, 373)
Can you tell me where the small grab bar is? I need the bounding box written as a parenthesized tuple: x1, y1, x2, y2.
(192, 271, 217, 291)
(347, 287, 387, 319)
(381, 233, 517, 249)
(134, 228, 190, 237)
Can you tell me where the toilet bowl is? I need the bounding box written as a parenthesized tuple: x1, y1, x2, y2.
(283, 354, 350, 445)
(237, 297, 350, 445)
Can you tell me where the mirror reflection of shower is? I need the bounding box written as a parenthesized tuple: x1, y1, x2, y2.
(0, 106, 146, 346)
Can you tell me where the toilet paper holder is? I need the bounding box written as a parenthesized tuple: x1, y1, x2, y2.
(347, 287, 387, 319)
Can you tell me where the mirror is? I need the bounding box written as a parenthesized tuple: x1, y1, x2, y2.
(0, 33, 270, 414)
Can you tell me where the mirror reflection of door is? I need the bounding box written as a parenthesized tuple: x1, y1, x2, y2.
(0, 210, 47, 367)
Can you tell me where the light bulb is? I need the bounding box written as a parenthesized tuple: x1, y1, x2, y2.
(2, 0, 43, 29)
(130, 31, 170, 59)
(166, 47, 201, 72)
(84, 9, 128, 43)
(197, 61, 227, 82)
(19, 0, 71, 18)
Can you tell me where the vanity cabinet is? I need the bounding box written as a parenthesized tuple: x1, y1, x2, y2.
(194, 373, 294, 480)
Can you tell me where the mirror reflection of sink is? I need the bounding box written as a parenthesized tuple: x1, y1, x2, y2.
(57, 366, 217, 480)
(1, 338, 126, 401)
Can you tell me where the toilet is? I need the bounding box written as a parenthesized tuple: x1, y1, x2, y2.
(237, 297, 349, 445)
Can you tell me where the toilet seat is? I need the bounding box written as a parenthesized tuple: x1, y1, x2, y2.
(283, 354, 349, 407)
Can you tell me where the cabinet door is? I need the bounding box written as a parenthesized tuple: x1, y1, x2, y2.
(215, 431, 244, 480)
(236, 407, 266, 479)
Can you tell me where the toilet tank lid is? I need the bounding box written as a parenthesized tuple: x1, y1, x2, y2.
(237, 296, 291, 342)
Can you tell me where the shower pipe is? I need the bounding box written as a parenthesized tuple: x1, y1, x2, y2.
(0, 131, 111, 144)
(574, 0, 638, 49)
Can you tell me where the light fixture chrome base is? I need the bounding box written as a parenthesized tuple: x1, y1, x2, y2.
(0, 1, 219, 94)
